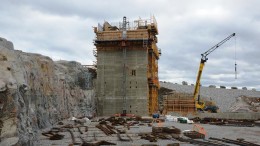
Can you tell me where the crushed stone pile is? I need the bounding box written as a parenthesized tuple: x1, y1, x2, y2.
(229, 96, 260, 112)
(160, 82, 260, 112)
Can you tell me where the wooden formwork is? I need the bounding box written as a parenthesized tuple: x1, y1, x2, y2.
(96, 30, 149, 41)
(149, 85, 159, 114)
(163, 92, 195, 114)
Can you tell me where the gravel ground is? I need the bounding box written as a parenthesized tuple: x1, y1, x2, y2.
(160, 82, 260, 112)
(34, 117, 260, 146)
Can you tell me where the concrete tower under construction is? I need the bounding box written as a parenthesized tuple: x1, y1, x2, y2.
(94, 16, 160, 116)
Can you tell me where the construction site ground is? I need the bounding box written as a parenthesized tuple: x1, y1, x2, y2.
(34, 116, 260, 146)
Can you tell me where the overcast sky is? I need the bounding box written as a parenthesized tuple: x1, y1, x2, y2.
(1, 0, 259, 90)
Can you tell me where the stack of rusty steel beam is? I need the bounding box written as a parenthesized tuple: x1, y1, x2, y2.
(191, 117, 256, 127)
(209, 137, 260, 146)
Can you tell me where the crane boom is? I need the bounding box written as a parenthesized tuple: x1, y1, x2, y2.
(194, 33, 236, 110)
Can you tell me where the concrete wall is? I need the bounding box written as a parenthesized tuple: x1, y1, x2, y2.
(96, 49, 148, 115)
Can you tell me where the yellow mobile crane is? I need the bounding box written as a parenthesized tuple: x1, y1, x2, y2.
(194, 33, 236, 112)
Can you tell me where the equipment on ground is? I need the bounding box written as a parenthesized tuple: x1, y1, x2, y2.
(152, 113, 160, 118)
(194, 33, 236, 112)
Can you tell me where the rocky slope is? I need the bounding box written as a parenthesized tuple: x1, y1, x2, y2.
(0, 37, 96, 145)
(160, 81, 260, 112)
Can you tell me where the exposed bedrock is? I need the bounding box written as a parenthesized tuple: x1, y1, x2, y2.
(0, 37, 96, 145)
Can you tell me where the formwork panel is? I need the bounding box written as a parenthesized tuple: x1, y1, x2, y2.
(163, 92, 196, 115)
(96, 30, 149, 41)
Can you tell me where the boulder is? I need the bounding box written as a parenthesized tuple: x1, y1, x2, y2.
(182, 81, 188, 85)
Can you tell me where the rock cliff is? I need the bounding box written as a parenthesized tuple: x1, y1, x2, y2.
(0, 37, 96, 145)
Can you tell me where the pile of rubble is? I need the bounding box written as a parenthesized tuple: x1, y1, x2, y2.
(229, 96, 260, 112)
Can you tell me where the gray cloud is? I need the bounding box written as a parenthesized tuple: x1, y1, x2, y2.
(0, 0, 259, 90)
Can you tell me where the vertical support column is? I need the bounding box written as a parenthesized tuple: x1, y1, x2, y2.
(122, 47, 127, 114)
(122, 16, 128, 114)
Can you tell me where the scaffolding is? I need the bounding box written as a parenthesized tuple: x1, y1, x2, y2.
(95, 16, 158, 32)
(94, 16, 160, 115)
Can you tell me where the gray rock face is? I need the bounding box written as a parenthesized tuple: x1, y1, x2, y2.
(160, 82, 260, 112)
(0, 37, 14, 50)
(0, 37, 96, 145)
(0, 80, 7, 92)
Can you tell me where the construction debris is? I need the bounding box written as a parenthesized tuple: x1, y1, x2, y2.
(209, 137, 260, 146)
(139, 126, 181, 142)
(42, 131, 64, 140)
(95, 124, 116, 135)
(229, 96, 260, 112)
(182, 124, 206, 139)
(177, 137, 229, 146)
(152, 126, 181, 134)
(38, 115, 260, 145)
(183, 130, 205, 139)
(81, 140, 116, 146)
(191, 117, 256, 127)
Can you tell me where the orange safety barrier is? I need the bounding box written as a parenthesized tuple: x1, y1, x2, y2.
(152, 118, 163, 127)
(193, 124, 207, 136)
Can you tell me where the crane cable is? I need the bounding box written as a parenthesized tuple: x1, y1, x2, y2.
(235, 35, 237, 79)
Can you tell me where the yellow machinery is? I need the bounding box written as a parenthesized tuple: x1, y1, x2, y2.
(194, 33, 236, 112)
